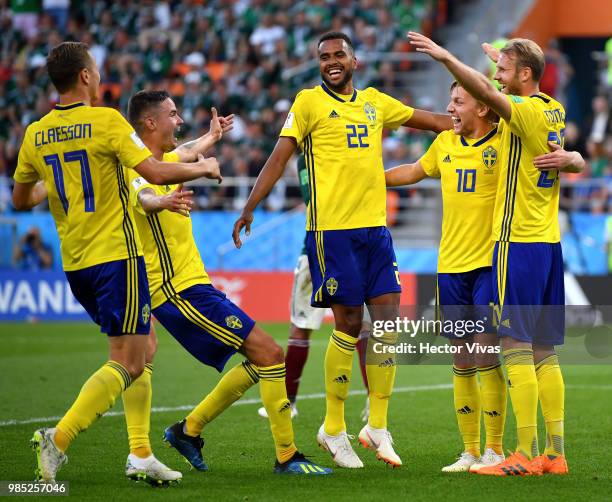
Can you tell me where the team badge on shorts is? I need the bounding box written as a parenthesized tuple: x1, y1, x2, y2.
(142, 304, 151, 324)
(364, 102, 376, 124)
(326, 277, 338, 296)
(225, 315, 243, 329)
(483, 145, 497, 170)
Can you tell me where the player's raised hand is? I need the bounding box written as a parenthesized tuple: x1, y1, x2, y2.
(407, 32, 451, 62)
(219, 113, 235, 135)
(533, 141, 571, 171)
(482, 42, 500, 63)
(232, 211, 253, 249)
(161, 186, 195, 217)
(198, 153, 223, 183)
(209, 107, 223, 141)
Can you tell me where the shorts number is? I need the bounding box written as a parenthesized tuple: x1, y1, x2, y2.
(346, 124, 369, 148)
(456, 168, 476, 192)
(44, 149, 95, 214)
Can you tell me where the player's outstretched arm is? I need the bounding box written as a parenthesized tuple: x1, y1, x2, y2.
(137, 187, 194, 217)
(12, 180, 48, 210)
(173, 108, 235, 162)
(407, 32, 511, 121)
(232, 136, 297, 248)
(135, 153, 222, 185)
(403, 109, 453, 133)
(385, 161, 428, 186)
(533, 142, 586, 174)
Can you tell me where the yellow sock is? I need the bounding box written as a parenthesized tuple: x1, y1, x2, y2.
(55, 361, 131, 452)
(536, 354, 565, 457)
(503, 348, 539, 459)
(324, 330, 357, 435)
(478, 363, 507, 455)
(453, 366, 480, 456)
(366, 332, 397, 430)
(122, 363, 153, 458)
(185, 361, 259, 437)
(259, 363, 297, 463)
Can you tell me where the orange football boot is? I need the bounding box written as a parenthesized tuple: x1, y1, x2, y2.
(536, 454, 569, 474)
(475, 451, 543, 476)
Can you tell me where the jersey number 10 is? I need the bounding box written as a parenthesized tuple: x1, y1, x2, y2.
(44, 149, 94, 214)
(456, 168, 476, 192)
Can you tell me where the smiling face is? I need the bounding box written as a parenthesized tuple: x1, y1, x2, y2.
(318, 38, 356, 92)
(152, 98, 184, 151)
(493, 52, 522, 95)
(446, 85, 489, 137)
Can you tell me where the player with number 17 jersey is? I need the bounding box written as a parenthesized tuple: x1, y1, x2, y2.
(14, 103, 150, 271)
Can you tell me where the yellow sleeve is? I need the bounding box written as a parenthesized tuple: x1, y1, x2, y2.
(506, 95, 542, 137)
(418, 136, 441, 178)
(128, 168, 157, 214)
(162, 151, 180, 163)
(377, 90, 414, 130)
(13, 126, 40, 183)
(105, 108, 153, 170)
(279, 90, 311, 146)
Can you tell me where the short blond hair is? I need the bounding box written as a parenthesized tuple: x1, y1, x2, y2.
(500, 38, 545, 82)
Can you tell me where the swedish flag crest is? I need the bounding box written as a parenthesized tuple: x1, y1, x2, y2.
(482, 145, 497, 169)
(364, 102, 376, 123)
(142, 304, 151, 324)
(225, 315, 243, 329)
(326, 277, 338, 296)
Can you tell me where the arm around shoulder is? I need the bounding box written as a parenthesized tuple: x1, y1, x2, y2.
(385, 160, 428, 186)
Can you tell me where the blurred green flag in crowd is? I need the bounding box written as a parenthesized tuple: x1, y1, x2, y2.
(606, 37, 612, 86)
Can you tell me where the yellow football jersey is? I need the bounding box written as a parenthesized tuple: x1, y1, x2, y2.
(13, 102, 152, 271)
(421, 128, 500, 273)
(280, 84, 414, 230)
(492, 93, 565, 243)
(128, 152, 211, 309)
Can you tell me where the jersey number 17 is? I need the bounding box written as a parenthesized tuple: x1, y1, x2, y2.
(44, 149, 94, 214)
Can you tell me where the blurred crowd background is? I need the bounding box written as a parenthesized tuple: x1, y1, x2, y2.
(0, 0, 610, 273)
(0, 0, 448, 213)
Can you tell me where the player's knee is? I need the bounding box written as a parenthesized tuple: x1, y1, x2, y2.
(124, 361, 145, 381)
(337, 317, 362, 338)
(266, 342, 285, 366)
(145, 336, 158, 363)
(452, 343, 474, 368)
(475, 352, 499, 368)
(533, 344, 556, 364)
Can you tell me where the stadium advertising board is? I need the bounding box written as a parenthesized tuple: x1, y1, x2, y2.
(0, 271, 416, 322)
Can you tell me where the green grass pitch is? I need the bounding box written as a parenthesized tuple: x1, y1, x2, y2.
(1, 322, 611, 500)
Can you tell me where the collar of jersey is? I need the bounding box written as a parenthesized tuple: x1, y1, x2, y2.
(54, 102, 86, 110)
(460, 126, 498, 147)
(530, 92, 551, 104)
(320, 82, 357, 103)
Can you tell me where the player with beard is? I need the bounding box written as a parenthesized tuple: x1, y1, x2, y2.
(233, 31, 453, 469)
(408, 32, 585, 476)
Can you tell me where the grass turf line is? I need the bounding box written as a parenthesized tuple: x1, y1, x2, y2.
(0, 322, 610, 501)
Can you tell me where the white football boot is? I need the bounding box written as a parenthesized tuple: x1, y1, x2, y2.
(358, 424, 402, 467)
(469, 448, 505, 472)
(125, 454, 182, 486)
(316, 425, 363, 468)
(30, 428, 67, 483)
(441, 451, 480, 473)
